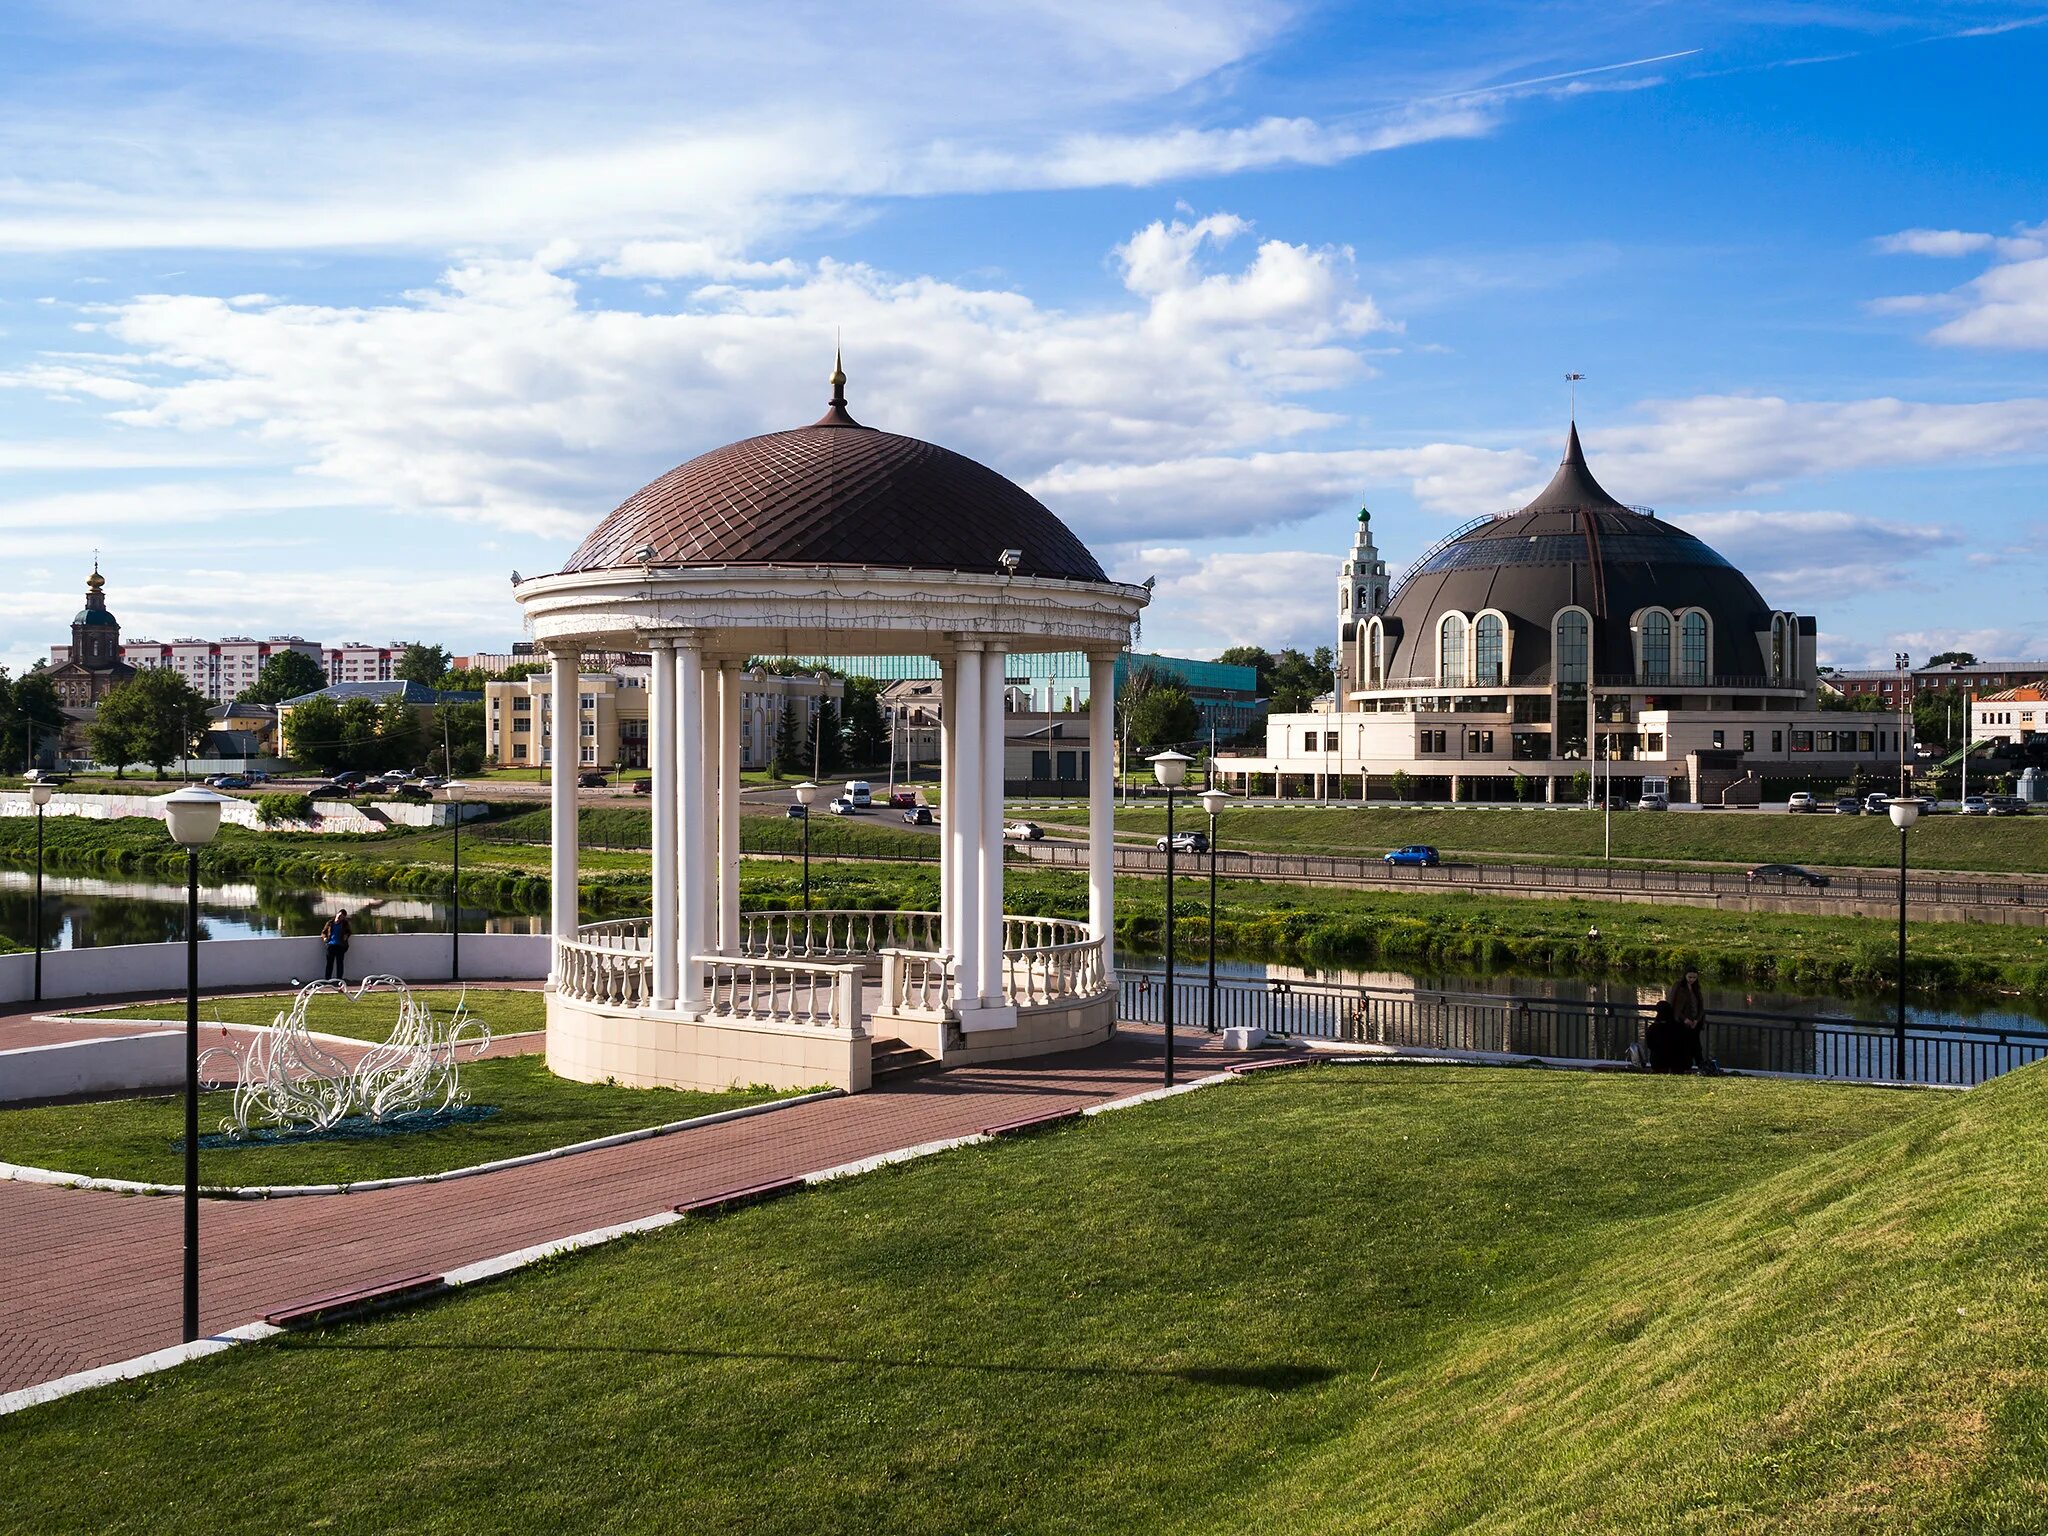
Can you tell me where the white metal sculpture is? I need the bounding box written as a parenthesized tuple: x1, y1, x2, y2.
(198, 975, 492, 1140)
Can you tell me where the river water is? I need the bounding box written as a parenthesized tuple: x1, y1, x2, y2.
(2, 870, 2040, 1036)
(0, 870, 543, 949)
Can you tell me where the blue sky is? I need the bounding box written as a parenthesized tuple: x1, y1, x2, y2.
(2, 1, 2044, 674)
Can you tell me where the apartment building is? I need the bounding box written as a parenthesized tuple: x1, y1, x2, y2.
(113, 635, 326, 703)
(1971, 686, 2048, 748)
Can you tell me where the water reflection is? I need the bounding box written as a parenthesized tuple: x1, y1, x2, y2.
(0, 869, 545, 950)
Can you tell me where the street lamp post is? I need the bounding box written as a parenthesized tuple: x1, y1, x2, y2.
(161, 785, 227, 1344)
(793, 781, 819, 910)
(1199, 786, 1228, 1033)
(28, 778, 52, 1002)
(1148, 750, 1192, 1086)
(1887, 795, 1921, 1081)
(443, 780, 469, 983)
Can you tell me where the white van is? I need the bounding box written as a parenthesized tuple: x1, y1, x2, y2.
(843, 780, 873, 808)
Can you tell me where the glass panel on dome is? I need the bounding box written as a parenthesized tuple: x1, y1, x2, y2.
(1474, 614, 1504, 685)
(1638, 611, 1671, 682)
(1680, 611, 1708, 683)
(1438, 614, 1467, 686)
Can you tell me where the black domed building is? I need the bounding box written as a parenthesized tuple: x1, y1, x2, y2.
(1233, 425, 1903, 805)
(46, 564, 137, 755)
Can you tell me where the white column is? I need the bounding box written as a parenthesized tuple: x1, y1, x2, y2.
(950, 641, 982, 1007)
(676, 640, 706, 1009)
(978, 645, 1007, 1004)
(718, 660, 742, 954)
(548, 646, 581, 978)
(699, 655, 720, 952)
(1087, 651, 1116, 950)
(649, 640, 679, 1007)
(938, 650, 957, 958)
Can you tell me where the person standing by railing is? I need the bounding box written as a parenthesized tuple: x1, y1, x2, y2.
(1667, 968, 1709, 1071)
(320, 908, 352, 982)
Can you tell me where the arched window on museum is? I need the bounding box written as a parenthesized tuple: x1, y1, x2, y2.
(1636, 609, 1672, 682)
(1438, 612, 1467, 687)
(1474, 612, 1505, 685)
(1365, 617, 1385, 688)
(1554, 606, 1591, 759)
(1770, 614, 1789, 684)
(1679, 609, 1709, 684)
(1556, 608, 1590, 689)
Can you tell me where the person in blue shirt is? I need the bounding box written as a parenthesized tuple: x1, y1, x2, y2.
(320, 909, 352, 982)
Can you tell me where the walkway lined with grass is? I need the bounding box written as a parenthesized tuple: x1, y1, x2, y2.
(0, 1014, 1262, 1399)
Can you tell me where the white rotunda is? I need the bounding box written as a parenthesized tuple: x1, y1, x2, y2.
(514, 360, 1148, 1093)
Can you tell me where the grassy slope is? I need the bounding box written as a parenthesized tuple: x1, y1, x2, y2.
(0, 1056, 792, 1187)
(9, 1065, 2047, 1532)
(1104, 803, 2048, 876)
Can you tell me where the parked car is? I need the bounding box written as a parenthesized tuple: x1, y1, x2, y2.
(1156, 830, 1209, 854)
(631, 778, 650, 796)
(829, 797, 859, 815)
(310, 780, 358, 798)
(1746, 863, 1832, 887)
(1988, 795, 2031, 816)
(246, 770, 272, 784)
(417, 774, 447, 789)
(577, 772, 608, 788)
(902, 806, 934, 825)
(784, 804, 807, 820)
(1833, 797, 1863, 815)
(889, 790, 919, 809)
(1004, 821, 1044, 841)
(213, 774, 253, 790)
(332, 770, 368, 786)
(1383, 844, 1440, 867)
(1863, 791, 1895, 814)
(1961, 795, 1991, 816)
(1786, 792, 1817, 813)
(1636, 794, 1668, 811)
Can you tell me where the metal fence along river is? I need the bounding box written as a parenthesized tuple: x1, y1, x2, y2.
(1117, 970, 2048, 1087)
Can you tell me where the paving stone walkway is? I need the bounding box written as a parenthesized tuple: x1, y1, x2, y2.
(0, 995, 1259, 1398)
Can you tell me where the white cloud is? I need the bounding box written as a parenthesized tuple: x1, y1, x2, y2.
(6, 215, 1396, 543)
(1114, 546, 1341, 655)
(1682, 509, 1961, 605)
(1872, 219, 2048, 349)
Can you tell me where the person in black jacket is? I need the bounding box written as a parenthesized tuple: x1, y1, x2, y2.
(320, 909, 352, 982)
(1644, 999, 1692, 1074)
(1667, 969, 1710, 1071)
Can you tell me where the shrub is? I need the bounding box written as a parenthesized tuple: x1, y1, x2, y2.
(255, 792, 315, 826)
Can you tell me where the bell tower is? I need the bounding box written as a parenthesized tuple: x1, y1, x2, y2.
(72, 563, 121, 668)
(1335, 506, 1388, 699)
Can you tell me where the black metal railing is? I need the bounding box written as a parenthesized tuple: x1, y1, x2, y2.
(1117, 970, 2048, 1087)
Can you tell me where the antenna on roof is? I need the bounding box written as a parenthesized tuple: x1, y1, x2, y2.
(1565, 372, 1585, 421)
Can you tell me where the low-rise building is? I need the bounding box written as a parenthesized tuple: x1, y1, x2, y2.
(484, 665, 841, 772)
(1970, 686, 2048, 748)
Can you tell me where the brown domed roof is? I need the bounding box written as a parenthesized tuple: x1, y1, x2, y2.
(561, 366, 1107, 582)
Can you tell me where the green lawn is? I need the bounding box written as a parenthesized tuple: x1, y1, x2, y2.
(71, 986, 545, 1043)
(0, 1054, 796, 1187)
(11, 1062, 2048, 1532)
(1102, 802, 2048, 876)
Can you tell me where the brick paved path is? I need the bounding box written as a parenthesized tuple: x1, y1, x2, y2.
(0, 1010, 1255, 1397)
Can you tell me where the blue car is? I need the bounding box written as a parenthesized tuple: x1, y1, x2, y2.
(1384, 845, 1440, 867)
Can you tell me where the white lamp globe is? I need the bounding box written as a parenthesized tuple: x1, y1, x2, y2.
(793, 780, 820, 807)
(1148, 750, 1193, 790)
(1198, 787, 1229, 817)
(27, 781, 53, 807)
(1887, 795, 1922, 832)
(161, 786, 229, 847)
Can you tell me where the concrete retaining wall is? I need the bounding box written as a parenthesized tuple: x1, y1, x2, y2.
(0, 931, 552, 1009)
(0, 1030, 183, 1103)
(0, 791, 483, 834)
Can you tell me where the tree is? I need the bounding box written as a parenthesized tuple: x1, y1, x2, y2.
(0, 669, 65, 773)
(841, 677, 887, 766)
(374, 695, 424, 768)
(1927, 650, 1977, 667)
(87, 668, 210, 778)
(773, 698, 805, 777)
(1513, 772, 1535, 803)
(283, 696, 347, 774)
(811, 699, 844, 777)
(1389, 770, 1413, 802)
(432, 701, 487, 774)
(239, 649, 328, 704)
(335, 697, 384, 771)
(393, 643, 451, 687)
(1570, 768, 1594, 803)
(1128, 684, 1200, 750)
(1267, 647, 1335, 713)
